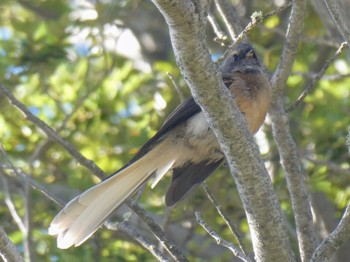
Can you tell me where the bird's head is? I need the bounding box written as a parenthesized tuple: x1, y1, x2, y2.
(220, 44, 261, 77)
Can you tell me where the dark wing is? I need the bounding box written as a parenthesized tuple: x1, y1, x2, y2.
(106, 96, 201, 179)
(128, 96, 201, 163)
(165, 159, 223, 206)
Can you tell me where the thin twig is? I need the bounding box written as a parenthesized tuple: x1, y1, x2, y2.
(134, 183, 148, 203)
(323, 0, 350, 51)
(1, 164, 64, 206)
(264, 0, 293, 19)
(217, 0, 293, 64)
(305, 156, 350, 176)
(310, 202, 350, 261)
(0, 174, 26, 233)
(291, 71, 350, 81)
(0, 142, 63, 206)
(0, 168, 35, 260)
(207, 12, 229, 46)
(127, 199, 189, 262)
(214, 0, 243, 40)
(28, 53, 112, 165)
(0, 83, 106, 180)
(167, 72, 185, 102)
(22, 185, 37, 262)
(259, 24, 340, 47)
(29, 90, 95, 164)
(195, 212, 251, 262)
(287, 42, 348, 113)
(216, 12, 263, 64)
(106, 221, 170, 262)
(202, 182, 249, 256)
(346, 128, 350, 156)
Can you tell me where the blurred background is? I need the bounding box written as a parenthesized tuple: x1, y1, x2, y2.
(0, 0, 349, 261)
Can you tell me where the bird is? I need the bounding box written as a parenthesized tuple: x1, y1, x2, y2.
(49, 43, 271, 249)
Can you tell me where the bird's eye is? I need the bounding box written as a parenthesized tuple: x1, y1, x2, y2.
(232, 54, 238, 61)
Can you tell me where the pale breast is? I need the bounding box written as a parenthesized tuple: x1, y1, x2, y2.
(161, 111, 221, 166)
(185, 112, 209, 137)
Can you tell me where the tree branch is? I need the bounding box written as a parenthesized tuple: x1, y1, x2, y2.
(213, 0, 243, 40)
(269, 0, 317, 261)
(0, 175, 26, 233)
(207, 12, 228, 45)
(323, 0, 350, 51)
(347, 128, 350, 156)
(167, 72, 185, 102)
(271, 0, 306, 96)
(0, 83, 106, 181)
(126, 200, 189, 262)
(106, 221, 170, 262)
(310, 202, 350, 261)
(202, 182, 248, 256)
(150, 0, 294, 261)
(305, 157, 350, 176)
(287, 42, 348, 113)
(0, 226, 24, 262)
(195, 212, 250, 262)
(22, 185, 37, 262)
(0, 163, 63, 206)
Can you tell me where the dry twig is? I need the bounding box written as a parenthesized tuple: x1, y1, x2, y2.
(195, 212, 251, 262)
(287, 42, 348, 113)
(202, 182, 248, 256)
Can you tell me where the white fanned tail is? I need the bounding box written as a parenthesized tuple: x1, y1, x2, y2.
(49, 143, 176, 249)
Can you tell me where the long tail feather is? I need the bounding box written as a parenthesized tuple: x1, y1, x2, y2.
(49, 143, 176, 249)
